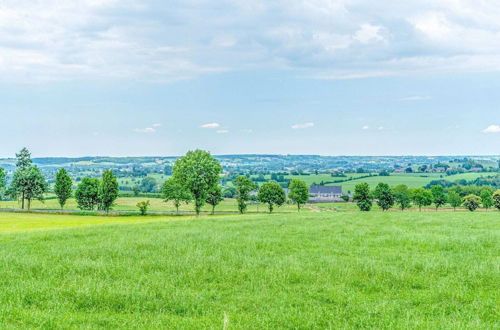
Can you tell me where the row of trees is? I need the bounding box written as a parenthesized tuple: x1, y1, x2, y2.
(353, 182, 500, 212)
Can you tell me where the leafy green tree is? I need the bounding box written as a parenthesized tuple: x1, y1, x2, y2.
(54, 168, 73, 209)
(462, 194, 481, 212)
(10, 166, 48, 211)
(75, 178, 100, 210)
(206, 185, 224, 215)
(137, 200, 150, 216)
(288, 179, 309, 211)
(430, 185, 447, 211)
(353, 183, 372, 211)
(374, 183, 394, 211)
(132, 185, 140, 197)
(493, 190, 500, 211)
(234, 175, 257, 214)
(99, 170, 119, 213)
(173, 150, 223, 215)
(257, 182, 286, 213)
(15, 147, 32, 170)
(161, 178, 192, 214)
(480, 188, 493, 210)
(411, 188, 432, 211)
(448, 191, 462, 211)
(0, 168, 6, 200)
(223, 187, 237, 198)
(140, 177, 158, 193)
(393, 184, 411, 211)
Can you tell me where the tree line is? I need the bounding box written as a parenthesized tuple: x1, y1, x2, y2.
(353, 182, 500, 212)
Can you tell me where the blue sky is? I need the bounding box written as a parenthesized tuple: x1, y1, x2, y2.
(0, 0, 499, 157)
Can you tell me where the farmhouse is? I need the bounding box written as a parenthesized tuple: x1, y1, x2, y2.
(309, 185, 343, 203)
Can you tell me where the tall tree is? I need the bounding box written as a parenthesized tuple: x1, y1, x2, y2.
(393, 184, 411, 211)
(493, 190, 500, 211)
(430, 185, 447, 211)
(411, 188, 433, 211)
(257, 182, 286, 213)
(54, 168, 73, 209)
(75, 178, 100, 210)
(448, 191, 462, 211)
(161, 178, 192, 214)
(480, 188, 493, 210)
(353, 183, 372, 211)
(234, 176, 257, 214)
(10, 166, 48, 211)
(99, 170, 119, 213)
(374, 183, 395, 211)
(206, 185, 224, 215)
(288, 179, 309, 211)
(0, 168, 6, 200)
(172, 150, 223, 215)
(12, 147, 34, 209)
(16, 147, 32, 170)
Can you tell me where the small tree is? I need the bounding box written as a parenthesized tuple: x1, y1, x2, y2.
(10, 166, 48, 211)
(206, 185, 224, 215)
(99, 170, 119, 213)
(16, 147, 32, 170)
(353, 183, 372, 211)
(0, 168, 6, 200)
(411, 188, 432, 211)
(288, 179, 309, 211)
(448, 191, 462, 211)
(172, 150, 223, 215)
(161, 178, 192, 214)
(132, 185, 140, 197)
(257, 182, 286, 213)
(462, 194, 481, 212)
(137, 200, 150, 216)
(54, 168, 73, 209)
(393, 184, 411, 211)
(234, 176, 257, 214)
(430, 185, 447, 211)
(493, 190, 500, 211)
(75, 178, 100, 210)
(140, 177, 158, 193)
(374, 183, 394, 211)
(480, 188, 493, 210)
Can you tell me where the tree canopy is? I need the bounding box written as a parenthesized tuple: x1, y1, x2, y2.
(257, 182, 286, 213)
(288, 179, 309, 211)
(54, 168, 73, 209)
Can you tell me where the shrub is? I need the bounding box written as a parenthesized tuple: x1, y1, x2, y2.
(462, 194, 481, 212)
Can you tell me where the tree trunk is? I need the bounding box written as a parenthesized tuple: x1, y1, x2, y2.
(27, 198, 31, 211)
(297, 203, 300, 212)
(212, 205, 215, 215)
(21, 192, 25, 209)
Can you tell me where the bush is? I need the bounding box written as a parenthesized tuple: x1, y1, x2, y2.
(137, 200, 150, 216)
(462, 194, 481, 212)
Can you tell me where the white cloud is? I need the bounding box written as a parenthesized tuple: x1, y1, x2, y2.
(354, 24, 385, 44)
(200, 123, 221, 129)
(377, 126, 384, 131)
(291, 122, 315, 129)
(216, 130, 229, 134)
(362, 125, 369, 130)
(482, 125, 500, 133)
(133, 127, 156, 134)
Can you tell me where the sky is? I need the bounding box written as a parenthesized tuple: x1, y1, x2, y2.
(0, 0, 499, 157)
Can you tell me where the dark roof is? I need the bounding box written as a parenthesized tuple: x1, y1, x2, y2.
(309, 185, 342, 194)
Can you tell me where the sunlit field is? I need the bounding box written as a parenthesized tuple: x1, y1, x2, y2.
(0, 211, 498, 328)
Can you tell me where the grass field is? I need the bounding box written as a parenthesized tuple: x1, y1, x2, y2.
(0, 211, 498, 328)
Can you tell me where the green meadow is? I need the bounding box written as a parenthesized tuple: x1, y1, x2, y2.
(0, 211, 498, 328)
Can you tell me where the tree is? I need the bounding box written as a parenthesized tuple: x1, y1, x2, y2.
(448, 191, 462, 211)
(137, 201, 150, 216)
(54, 168, 73, 209)
(353, 183, 372, 211)
(373, 183, 394, 211)
(493, 190, 500, 211)
(480, 188, 493, 210)
(132, 185, 140, 197)
(10, 166, 48, 211)
(288, 179, 309, 211)
(430, 185, 447, 211)
(257, 182, 286, 213)
(172, 150, 222, 215)
(462, 194, 481, 212)
(140, 177, 158, 193)
(161, 178, 192, 214)
(0, 168, 6, 200)
(411, 188, 432, 211)
(75, 178, 100, 210)
(393, 184, 411, 211)
(99, 170, 119, 212)
(206, 185, 223, 215)
(234, 175, 257, 214)
(16, 147, 32, 170)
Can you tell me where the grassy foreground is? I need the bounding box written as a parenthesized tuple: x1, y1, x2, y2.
(0, 212, 498, 328)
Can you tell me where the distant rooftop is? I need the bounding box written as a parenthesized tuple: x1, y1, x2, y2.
(310, 185, 342, 194)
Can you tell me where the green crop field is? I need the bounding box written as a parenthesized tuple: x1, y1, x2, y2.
(0, 211, 498, 328)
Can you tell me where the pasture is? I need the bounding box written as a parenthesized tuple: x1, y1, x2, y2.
(0, 211, 498, 328)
